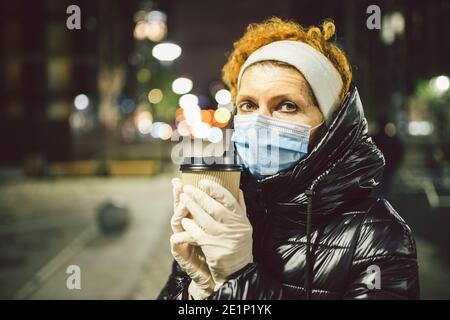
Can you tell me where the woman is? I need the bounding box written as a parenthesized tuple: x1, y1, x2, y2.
(158, 18, 419, 300)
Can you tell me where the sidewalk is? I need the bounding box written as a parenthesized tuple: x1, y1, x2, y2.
(0, 174, 174, 299)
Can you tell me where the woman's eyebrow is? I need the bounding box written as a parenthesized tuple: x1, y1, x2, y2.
(236, 92, 310, 107)
(267, 93, 295, 101)
(267, 93, 309, 106)
(235, 94, 255, 102)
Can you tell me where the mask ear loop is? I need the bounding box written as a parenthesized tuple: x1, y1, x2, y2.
(310, 120, 325, 131)
(229, 107, 239, 164)
(308, 120, 326, 152)
(230, 107, 238, 129)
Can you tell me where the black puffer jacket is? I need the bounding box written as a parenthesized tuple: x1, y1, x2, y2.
(158, 86, 420, 300)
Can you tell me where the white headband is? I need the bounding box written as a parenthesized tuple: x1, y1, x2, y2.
(237, 40, 343, 125)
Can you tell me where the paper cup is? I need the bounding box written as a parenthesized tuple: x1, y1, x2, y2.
(180, 157, 243, 199)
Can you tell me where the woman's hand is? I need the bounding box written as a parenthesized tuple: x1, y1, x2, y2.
(180, 179, 253, 290)
(169, 178, 215, 300)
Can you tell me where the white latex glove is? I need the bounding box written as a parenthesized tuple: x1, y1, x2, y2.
(180, 179, 253, 290)
(169, 178, 215, 300)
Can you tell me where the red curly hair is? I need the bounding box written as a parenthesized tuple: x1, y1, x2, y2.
(222, 17, 352, 104)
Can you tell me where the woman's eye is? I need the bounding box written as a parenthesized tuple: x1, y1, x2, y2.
(239, 102, 257, 112)
(277, 102, 298, 113)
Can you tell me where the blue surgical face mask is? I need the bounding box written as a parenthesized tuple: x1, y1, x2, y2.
(231, 113, 323, 179)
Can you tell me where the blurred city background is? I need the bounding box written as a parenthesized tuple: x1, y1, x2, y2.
(0, 0, 450, 299)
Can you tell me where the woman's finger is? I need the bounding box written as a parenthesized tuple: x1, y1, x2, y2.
(180, 193, 222, 235)
(238, 189, 247, 213)
(170, 231, 196, 265)
(171, 202, 189, 233)
(183, 184, 227, 222)
(198, 179, 238, 211)
(170, 231, 197, 247)
(181, 218, 207, 243)
(172, 178, 183, 206)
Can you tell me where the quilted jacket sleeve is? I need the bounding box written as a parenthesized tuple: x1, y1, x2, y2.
(157, 261, 191, 300)
(157, 260, 289, 300)
(343, 199, 420, 299)
(208, 263, 287, 300)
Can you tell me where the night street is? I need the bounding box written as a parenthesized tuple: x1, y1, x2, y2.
(1, 0, 449, 303)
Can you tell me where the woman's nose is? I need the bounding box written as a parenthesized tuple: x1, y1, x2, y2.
(257, 105, 272, 117)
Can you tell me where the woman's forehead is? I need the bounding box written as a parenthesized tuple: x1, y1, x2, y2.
(243, 62, 303, 78)
(238, 64, 311, 97)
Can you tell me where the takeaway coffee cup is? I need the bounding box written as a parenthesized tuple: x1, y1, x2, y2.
(180, 156, 243, 199)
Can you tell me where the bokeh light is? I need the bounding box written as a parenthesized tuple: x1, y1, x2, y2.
(179, 94, 198, 109)
(408, 121, 434, 136)
(134, 10, 167, 42)
(177, 120, 191, 136)
(214, 120, 229, 128)
(74, 94, 89, 110)
(145, 22, 167, 42)
(135, 110, 153, 135)
(201, 110, 213, 124)
(152, 43, 182, 62)
(158, 123, 173, 140)
(145, 11, 167, 42)
(133, 21, 148, 40)
(133, 10, 146, 23)
(184, 105, 201, 126)
(151, 122, 164, 138)
(146, 10, 166, 23)
(69, 112, 87, 129)
(137, 68, 151, 83)
(384, 122, 397, 137)
(435, 75, 450, 92)
(214, 107, 231, 124)
(120, 98, 135, 114)
(192, 122, 211, 139)
(175, 108, 185, 121)
(137, 118, 152, 134)
(208, 127, 223, 143)
(214, 89, 231, 105)
(148, 88, 163, 104)
(172, 77, 193, 95)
